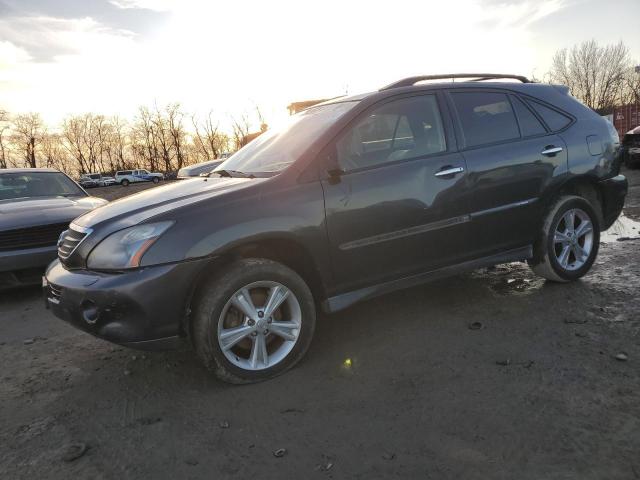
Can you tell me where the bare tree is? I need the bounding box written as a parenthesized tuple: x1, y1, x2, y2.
(0, 109, 10, 169)
(109, 116, 130, 171)
(132, 106, 160, 172)
(166, 103, 186, 171)
(621, 65, 640, 105)
(12, 112, 43, 168)
(61, 114, 101, 173)
(40, 131, 66, 170)
(549, 40, 629, 113)
(0, 102, 271, 175)
(231, 113, 251, 150)
(150, 104, 174, 173)
(192, 111, 229, 161)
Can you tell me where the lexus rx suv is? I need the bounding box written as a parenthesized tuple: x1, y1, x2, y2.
(44, 74, 627, 383)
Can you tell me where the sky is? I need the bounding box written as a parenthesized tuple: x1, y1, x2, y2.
(0, 0, 638, 131)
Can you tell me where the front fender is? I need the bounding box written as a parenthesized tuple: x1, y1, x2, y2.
(140, 179, 330, 278)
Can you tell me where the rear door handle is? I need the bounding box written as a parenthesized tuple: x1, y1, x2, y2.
(434, 166, 464, 177)
(541, 146, 563, 156)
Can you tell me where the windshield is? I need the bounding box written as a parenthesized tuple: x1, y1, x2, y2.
(0, 172, 86, 201)
(215, 101, 358, 176)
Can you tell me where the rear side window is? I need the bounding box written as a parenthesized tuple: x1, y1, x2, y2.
(118, 171, 132, 175)
(450, 92, 520, 148)
(512, 96, 547, 137)
(526, 100, 572, 131)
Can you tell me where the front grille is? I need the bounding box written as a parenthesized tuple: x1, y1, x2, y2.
(49, 283, 63, 303)
(57, 227, 88, 259)
(0, 223, 69, 251)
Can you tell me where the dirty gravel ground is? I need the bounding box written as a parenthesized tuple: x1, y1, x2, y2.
(1, 170, 639, 479)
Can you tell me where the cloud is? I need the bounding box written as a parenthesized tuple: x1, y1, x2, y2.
(478, 0, 567, 27)
(0, 40, 31, 66)
(0, 14, 135, 62)
(109, 0, 175, 11)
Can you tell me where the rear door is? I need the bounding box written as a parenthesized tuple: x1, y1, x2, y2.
(447, 90, 568, 257)
(133, 170, 144, 183)
(321, 92, 472, 292)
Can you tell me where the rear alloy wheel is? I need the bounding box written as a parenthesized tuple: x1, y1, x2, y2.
(121, 179, 130, 186)
(192, 259, 316, 383)
(552, 209, 594, 271)
(530, 195, 600, 282)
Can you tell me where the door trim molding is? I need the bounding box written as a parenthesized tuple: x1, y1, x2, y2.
(339, 214, 471, 251)
(469, 197, 538, 218)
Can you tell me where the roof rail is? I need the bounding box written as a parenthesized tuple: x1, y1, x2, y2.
(380, 73, 531, 91)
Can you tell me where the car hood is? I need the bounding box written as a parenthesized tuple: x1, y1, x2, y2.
(74, 176, 265, 229)
(0, 196, 108, 231)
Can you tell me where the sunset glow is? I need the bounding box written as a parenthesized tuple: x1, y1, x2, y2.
(0, 0, 638, 130)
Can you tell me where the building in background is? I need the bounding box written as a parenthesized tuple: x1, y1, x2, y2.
(287, 99, 333, 115)
(239, 123, 268, 148)
(613, 104, 640, 138)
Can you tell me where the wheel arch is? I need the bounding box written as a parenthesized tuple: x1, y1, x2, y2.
(543, 175, 605, 227)
(181, 234, 327, 338)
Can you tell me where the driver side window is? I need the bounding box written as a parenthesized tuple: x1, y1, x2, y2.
(336, 95, 446, 171)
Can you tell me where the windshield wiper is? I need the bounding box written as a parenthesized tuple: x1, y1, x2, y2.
(209, 169, 254, 179)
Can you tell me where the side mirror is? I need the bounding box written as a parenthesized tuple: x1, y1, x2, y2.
(326, 166, 344, 185)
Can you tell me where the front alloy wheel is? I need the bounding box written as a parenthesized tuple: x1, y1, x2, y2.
(217, 281, 302, 371)
(191, 258, 316, 384)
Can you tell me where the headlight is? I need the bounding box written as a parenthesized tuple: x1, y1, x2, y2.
(87, 221, 174, 270)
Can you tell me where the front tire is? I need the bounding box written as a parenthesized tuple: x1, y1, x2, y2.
(529, 195, 600, 282)
(152, 177, 160, 184)
(191, 258, 316, 384)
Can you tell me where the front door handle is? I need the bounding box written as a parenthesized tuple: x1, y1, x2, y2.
(541, 146, 563, 156)
(434, 166, 464, 177)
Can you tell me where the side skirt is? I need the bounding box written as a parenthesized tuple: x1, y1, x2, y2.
(322, 245, 533, 313)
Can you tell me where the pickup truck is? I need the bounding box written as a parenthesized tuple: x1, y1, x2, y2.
(114, 169, 164, 186)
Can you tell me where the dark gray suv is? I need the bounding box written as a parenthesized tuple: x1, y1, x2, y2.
(45, 74, 627, 383)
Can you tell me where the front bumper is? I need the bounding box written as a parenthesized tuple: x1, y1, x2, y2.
(44, 258, 210, 350)
(0, 245, 58, 288)
(599, 175, 628, 230)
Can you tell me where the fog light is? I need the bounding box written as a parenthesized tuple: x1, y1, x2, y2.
(81, 300, 99, 324)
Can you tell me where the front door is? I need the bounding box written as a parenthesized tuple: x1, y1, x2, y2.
(321, 93, 471, 293)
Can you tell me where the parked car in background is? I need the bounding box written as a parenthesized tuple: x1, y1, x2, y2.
(1, 168, 107, 289)
(45, 73, 626, 384)
(78, 175, 99, 188)
(622, 126, 640, 168)
(115, 169, 164, 186)
(177, 160, 224, 179)
(85, 173, 117, 187)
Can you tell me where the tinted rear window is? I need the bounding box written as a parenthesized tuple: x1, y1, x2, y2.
(118, 171, 132, 175)
(451, 92, 520, 148)
(527, 100, 572, 131)
(512, 96, 547, 137)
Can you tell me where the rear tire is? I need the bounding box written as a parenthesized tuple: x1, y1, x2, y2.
(121, 179, 130, 186)
(191, 258, 316, 384)
(529, 195, 600, 282)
